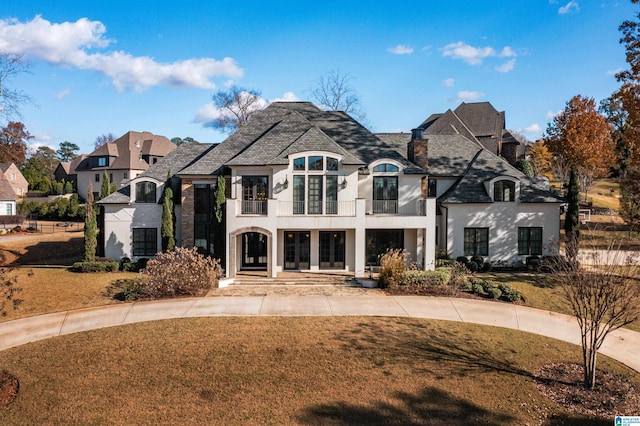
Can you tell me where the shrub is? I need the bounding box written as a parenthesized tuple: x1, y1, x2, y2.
(527, 256, 541, 271)
(471, 282, 484, 295)
(498, 283, 522, 302)
(72, 259, 119, 272)
(456, 256, 469, 265)
(401, 268, 451, 287)
(378, 249, 409, 289)
(436, 249, 452, 260)
(119, 257, 131, 271)
(138, 247, 220, 298)
(470, 255, 484, 265)
(481, 261, 492, 272)
(467, 261, 480, 272)
(487, 287, 502, 299)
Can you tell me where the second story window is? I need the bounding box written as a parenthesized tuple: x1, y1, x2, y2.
(98, 157, 107, 167)
(136, 181, 157, 203)
(308, 156, 323, 171)
(373, 163, 399, 173)
(494, 180, 516, 202)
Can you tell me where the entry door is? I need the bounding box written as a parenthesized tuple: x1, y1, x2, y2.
(284, 231, 310, 270)
(319, 231, 345, 269)
(242, 232, 267, 269)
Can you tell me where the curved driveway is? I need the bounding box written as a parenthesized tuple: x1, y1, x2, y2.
(0, 295, 639, 373)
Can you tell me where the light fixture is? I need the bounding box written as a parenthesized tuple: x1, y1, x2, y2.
(283, 175, 289, 188)
(340, 177, 347, 189)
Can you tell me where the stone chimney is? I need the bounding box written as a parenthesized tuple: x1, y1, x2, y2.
(408, 128, 428, 169)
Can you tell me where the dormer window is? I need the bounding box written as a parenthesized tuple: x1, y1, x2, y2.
(308, 156, 323, 171)
(136, 181, 157, 203)
(98, 157, 107, 167)
(293, 158, 305, 170)
(494, 180, 515, 202)
(373, 163, 399, 173)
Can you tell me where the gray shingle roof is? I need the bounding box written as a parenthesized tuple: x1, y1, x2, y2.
(140, 143, 215, 180)
(0, 174, 17, 201)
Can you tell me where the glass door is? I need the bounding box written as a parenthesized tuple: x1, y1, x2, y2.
(284, 231, 310, 270)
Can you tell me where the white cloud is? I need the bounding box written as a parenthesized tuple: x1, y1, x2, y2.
(194, 91, 298, 125)
(0, 15, 243, 91)
(387, 44, 414, 55)
(522, 123, 542, 134)
(441, 42, 517, 71)
(55, 88, 71, 99)
(442, 78, 455, 87)
(495, 59, 516, 73)
(558, 1, 579, 14)
(607, 67, 623, 76)
(27, 140, 56, 156)
(457, 91, 485, 102)
(546, 109, 562, 119)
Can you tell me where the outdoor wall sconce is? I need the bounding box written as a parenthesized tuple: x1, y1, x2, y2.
(283, 175, 289, 188)
(340, 177, 347, 189)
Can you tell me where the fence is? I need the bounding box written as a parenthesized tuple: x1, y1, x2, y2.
(24, 221, 84, 234)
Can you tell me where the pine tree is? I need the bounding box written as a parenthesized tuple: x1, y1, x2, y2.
(100, 170, 113, 200)
(84, 184, 97, 262)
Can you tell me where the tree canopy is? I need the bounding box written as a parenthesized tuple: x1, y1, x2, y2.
(0, 121, 32, 165)
(208, 86, 265, 133)
(57, 141, 80, 162)
(310, 69, 366, 122)
(94, 133, 115, 150)
(0, 53, 32, 122)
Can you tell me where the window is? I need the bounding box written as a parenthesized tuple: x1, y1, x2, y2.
(464, 228, 489, 256)
(326, 157, 339, 171)
(124, 172, 128, 179)
(135, 181, 157, 203)
(109, 173, 113, 183)
(242, 176, 268, 214)
(373, 176, 398, 213)
(6, 204, 12, 215)
(326, 175, 338, 214)
(133, 228, 157, 256)
(308, 176, 323, 214)
(95, 174, 100, 182)
(293, 157, 305, 171)
(308, 156, 323, 171)
(494, 180, 515, 202)
(518, 227, 543, 255)
(293, 176, 305, 214)
(428, 178, 437, 198)
(366, 229, 404, 265)
(10, 173, 15, 181)
(98, 157, 107, 167)
(373, 163, 399, 172)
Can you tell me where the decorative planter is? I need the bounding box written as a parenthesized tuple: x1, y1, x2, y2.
(358, 279, 378, 288)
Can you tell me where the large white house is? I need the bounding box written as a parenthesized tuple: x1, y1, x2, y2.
(99, 101, 562, 278)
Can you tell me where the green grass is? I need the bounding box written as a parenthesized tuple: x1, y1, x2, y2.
(0, 317, 636, 425)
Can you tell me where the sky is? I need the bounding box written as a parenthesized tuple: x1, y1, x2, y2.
(1, 1, 638, 155)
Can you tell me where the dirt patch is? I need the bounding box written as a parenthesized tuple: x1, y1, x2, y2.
(535, 362, 640, 419)
(0, 371, 19, 408)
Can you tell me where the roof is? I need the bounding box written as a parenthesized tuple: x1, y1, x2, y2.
(178, 102, 425, 176)
(375, 132, 563, 204)
(0, 163, 13, 173)
(74, 131, 175, 172)
(0, 174, 17, 201)
(453, 102, 504, 138)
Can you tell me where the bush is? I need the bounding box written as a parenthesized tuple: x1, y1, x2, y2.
(138, 247, 220, 298)
(487, 287, 502, 299)
(470, 255, 484, 265)
(481, 261, 492, 272)
(106, 278, 143, 301)
(527, 256, 541, 271)
(467, 261, 480, 272)
(401, 268, 451, 287)
(72, 259, 119, 272)
(379, 249, 409, 289)
(119, 257, 131, 271)
(498, 283, 522, 302)
(471, 282, 484, 295)
(436, 249, 452, 260)
(456, 256, 469, 265)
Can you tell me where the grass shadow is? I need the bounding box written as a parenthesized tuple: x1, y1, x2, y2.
(8, 237, 83, 266)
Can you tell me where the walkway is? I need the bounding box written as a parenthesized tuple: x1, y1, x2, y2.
(0, 295, 639, 373)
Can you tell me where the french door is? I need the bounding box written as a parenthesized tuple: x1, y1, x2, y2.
(284, 231, 310, 270)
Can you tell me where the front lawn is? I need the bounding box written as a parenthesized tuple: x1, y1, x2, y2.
(0, 317, 637, 425)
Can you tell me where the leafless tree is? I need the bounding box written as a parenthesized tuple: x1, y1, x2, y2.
(310, 69, 366, 122)
(548, 236, 640, 389)
(94, 133, 115, 150)
(0, 53, 32, 121)
(209, 86, 264, 133)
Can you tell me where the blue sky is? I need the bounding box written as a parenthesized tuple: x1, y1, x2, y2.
(2, 1, 638, 154)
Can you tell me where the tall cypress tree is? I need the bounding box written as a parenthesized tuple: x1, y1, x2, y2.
(100, 170, 113, 200)
(161, 186, 175, 251)
(564, 168, 580, 267)
(84, 184, 97, 262)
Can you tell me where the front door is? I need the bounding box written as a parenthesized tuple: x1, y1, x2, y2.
(319, 231, 345, 269)
(284, 231, 310, 270)
(242, 232, 267, 269)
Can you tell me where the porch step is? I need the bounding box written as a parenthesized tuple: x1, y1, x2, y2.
(230, 274, 359, 287)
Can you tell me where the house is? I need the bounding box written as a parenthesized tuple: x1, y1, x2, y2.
(0, 163, 28, 197)
(99, 101, 561, 278)
(418, 102, 526, 165)
(74, 131, 175, 201)
(0, 172, 18, 216)
(54, 155, 87, 191)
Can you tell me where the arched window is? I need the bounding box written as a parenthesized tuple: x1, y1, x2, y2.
(494, 180, 515, 202)
(373, 163, 399, 173)
(136, 181, 157, 203)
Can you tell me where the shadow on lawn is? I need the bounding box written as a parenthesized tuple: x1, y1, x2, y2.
(297, 386, 516, 425)
(8, 237, 84, 266)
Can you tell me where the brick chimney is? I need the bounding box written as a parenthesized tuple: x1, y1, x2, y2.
(408, 128, 428, 169)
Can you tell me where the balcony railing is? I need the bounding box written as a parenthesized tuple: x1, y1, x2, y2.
(241, 200, 268, 215)
(366, 199, 426, 216)
(278, 201, 356, 217)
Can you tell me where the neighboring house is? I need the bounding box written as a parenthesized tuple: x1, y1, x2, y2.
(0, 163, 28, 197)
(0, 173, 18, 216)
(99, 101, 562, 278)
(74, 131, 175, 201)
(54, 155, 87, 191)
(418, 102, 525, 165)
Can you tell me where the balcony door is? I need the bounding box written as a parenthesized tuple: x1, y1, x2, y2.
(242, 176, 268, 214)
(373, 176, 398, 214)
(319, 231, 345, 269)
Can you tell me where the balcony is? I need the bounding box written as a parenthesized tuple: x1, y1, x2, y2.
(235, 199, 427, 217)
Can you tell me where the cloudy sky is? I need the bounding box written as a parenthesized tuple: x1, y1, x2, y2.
(2, 1, 637, 153)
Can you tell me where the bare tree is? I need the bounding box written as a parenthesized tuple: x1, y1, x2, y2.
(209, 86, 264, 133)
(548, 236, 640, 389)
(310, 69, 366, 122)
(0, 53, 32, 121)
(94, 133, 115, 150)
